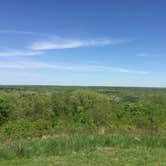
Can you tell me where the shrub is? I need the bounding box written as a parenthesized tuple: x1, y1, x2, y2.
(0, 98, 11, 126)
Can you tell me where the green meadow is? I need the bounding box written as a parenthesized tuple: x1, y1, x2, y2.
(0, 86, 166, 165)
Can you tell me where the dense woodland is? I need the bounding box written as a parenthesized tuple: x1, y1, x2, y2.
(0, 86, 166, 139)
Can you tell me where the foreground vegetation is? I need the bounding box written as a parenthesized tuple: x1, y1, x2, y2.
(0, 134, 166, 165)
(1, 147, 166, 166)
(0, 86, 166, 165)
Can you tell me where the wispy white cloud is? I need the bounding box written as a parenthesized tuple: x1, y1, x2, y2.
(94, 66, 149, 74)
(0, 30, 131, 55)
(0, 61, 75, 70)
(30, 38, 130, 50)
(0, 50, 43, 57)
(0, 61, 149, 75)
(0, 30, 52, 37)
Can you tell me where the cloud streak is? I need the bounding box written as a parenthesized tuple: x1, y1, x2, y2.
(0, 61, 149, 75)
(30, 38, 129, 50)
(0, 50, 43, 57)
(0, 30, 50, 37)
(0, 30, 131, 56)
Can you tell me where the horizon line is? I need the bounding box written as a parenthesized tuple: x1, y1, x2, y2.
(0, 84, 165, 89)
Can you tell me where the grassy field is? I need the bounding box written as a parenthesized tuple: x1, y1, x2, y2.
(0, 86, 165, 165)
(0, 134, 166, 166)
(1, 147, 166, 166)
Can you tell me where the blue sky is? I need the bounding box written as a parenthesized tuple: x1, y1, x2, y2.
(0, 0, 166, 87)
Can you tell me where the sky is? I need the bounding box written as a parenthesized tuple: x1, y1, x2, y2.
(0, 0, 166, 87)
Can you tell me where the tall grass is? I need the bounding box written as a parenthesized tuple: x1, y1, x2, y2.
(0, 134, 165, 160)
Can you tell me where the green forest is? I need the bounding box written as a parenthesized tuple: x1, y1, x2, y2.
(0, 86, 166, 139)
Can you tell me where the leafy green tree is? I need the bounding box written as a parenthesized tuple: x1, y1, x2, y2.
(51, 92, 68, 116)
(68, 90, 111, 127)
(0, 98, 11, 125)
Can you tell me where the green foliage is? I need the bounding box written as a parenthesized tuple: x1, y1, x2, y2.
(68, 90, 111, 126)
(0, 86, 165, 165)
(0, 86, 165, 139)
(51, 90, 111, 127)
(0, 98, 11, 125)
(0, 134, 165, 160)
(0, 119, 52, 139)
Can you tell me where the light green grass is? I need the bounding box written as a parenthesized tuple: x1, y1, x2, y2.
(0, 134, 165, 165)
(0, 147, 166, 166)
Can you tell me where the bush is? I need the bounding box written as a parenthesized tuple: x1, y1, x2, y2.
(0, 119, 53, 139)
(52, 90, 111, 128)
(0, 98, 11, 125)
